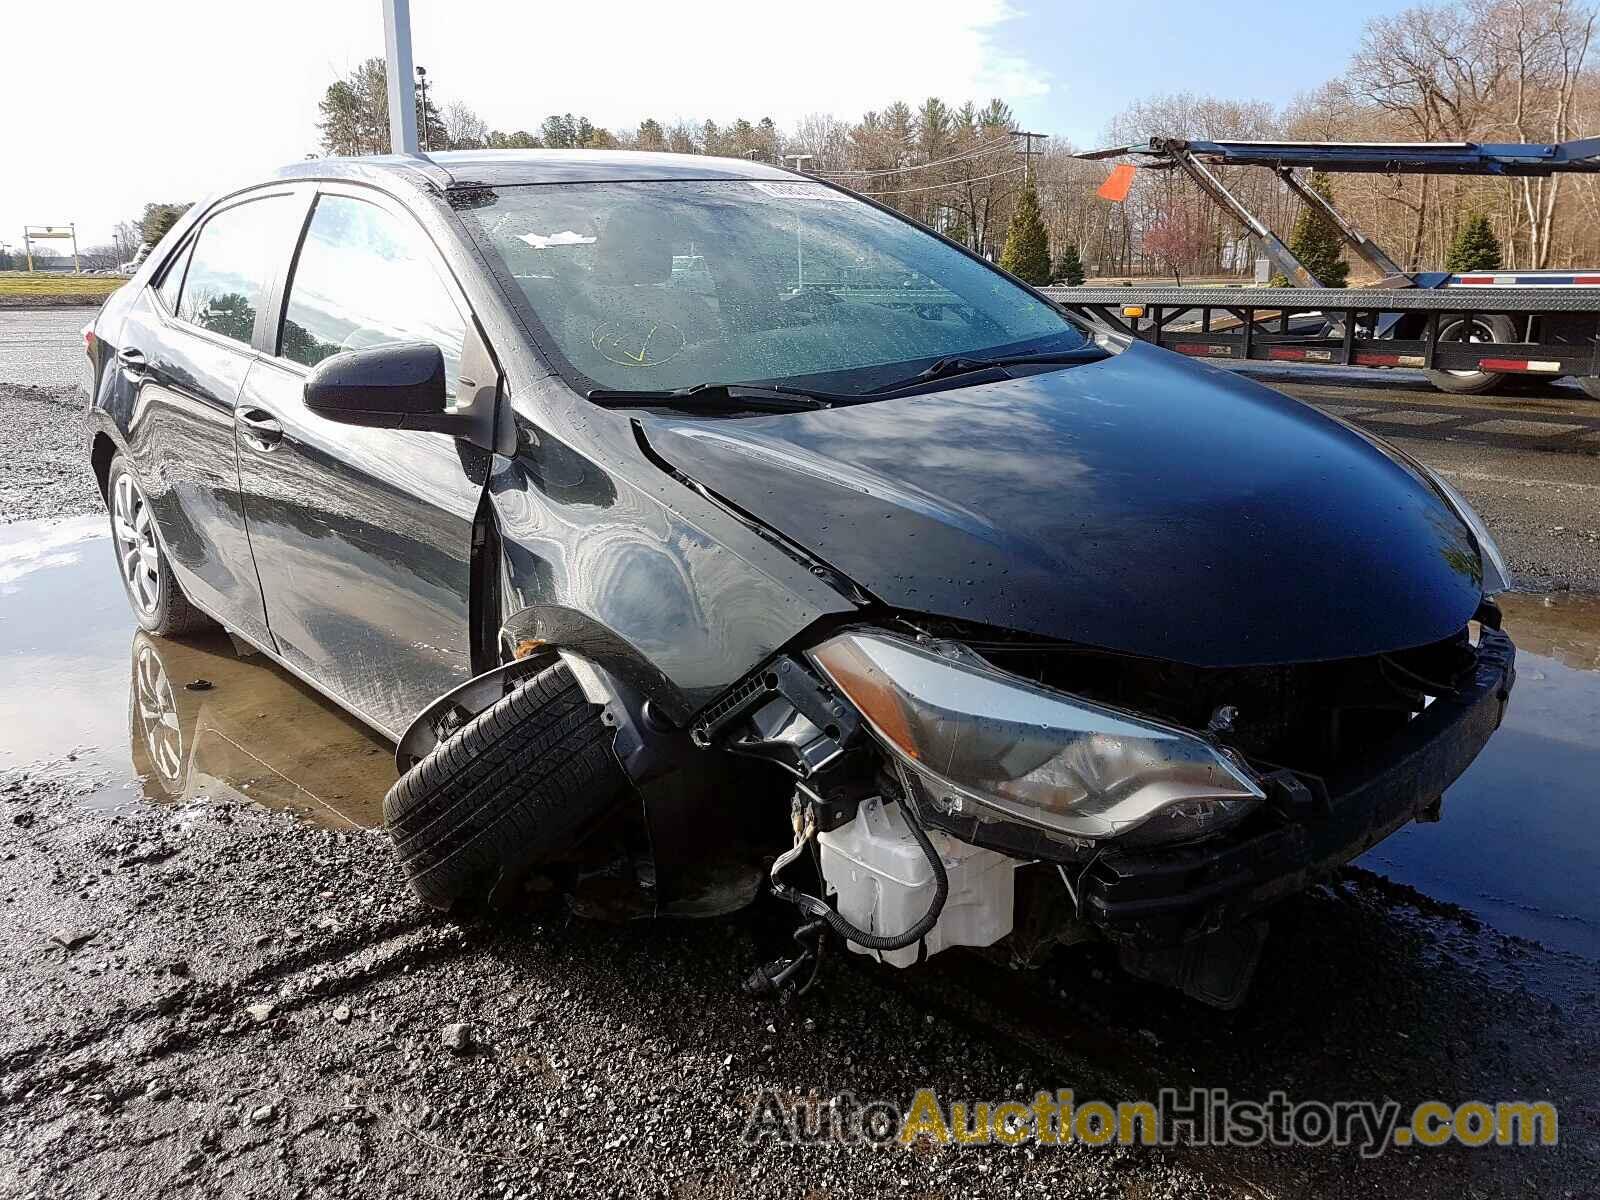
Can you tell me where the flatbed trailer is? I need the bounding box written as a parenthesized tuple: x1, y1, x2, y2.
(1067, 138, 1600, 396)
(1041, 284, 1600, 398)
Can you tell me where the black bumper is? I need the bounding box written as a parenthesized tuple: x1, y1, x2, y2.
(1081, 628, 1517, 944)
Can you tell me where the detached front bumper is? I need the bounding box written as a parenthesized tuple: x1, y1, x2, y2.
(1081, 627, 1517, 945)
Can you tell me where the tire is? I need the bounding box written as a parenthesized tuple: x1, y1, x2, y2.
(384, 659, 629, 909)
(1425, 314, 1518, 395)
(106, 455, 216, 636)
(1577, 377, 1600, 402)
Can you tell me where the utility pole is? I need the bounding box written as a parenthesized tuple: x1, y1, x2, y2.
(1016, 131, 1047, 186)
(415, 66, 430, 151)
(381, 0, 419, 154)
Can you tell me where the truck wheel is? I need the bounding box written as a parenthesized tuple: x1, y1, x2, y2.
(107, 455, 217, 637)
(1425, 315, 1518, 395)
(1577, 377, 1600, 402)
(384, 659, 629, 909)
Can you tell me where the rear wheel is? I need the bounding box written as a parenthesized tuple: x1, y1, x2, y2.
(1425, 314, 1518, 395)
(106, 456, 216, 637)
(384, 659, 630, 909)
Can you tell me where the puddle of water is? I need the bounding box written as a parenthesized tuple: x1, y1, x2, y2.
(1360, 591, 1600, 958)
(0, 514, 393, 828)
(1, 515, 1596, 954)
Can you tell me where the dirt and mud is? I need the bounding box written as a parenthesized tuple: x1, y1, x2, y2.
(2, 318, 1599, 1197)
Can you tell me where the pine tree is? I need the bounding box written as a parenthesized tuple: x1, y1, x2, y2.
(1286, 171, 1349, 288)
(1445, 212, 1504, 272)
(1052, 244, 1086, 286)
(999, 186, 1051, 285)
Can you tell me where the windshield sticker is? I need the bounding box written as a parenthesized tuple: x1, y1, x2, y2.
(748, 181, 851, 202)
(515, 230, 597, 249)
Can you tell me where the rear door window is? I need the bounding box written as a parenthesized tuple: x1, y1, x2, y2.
(177, 195, 296, 346)
(278, 194, 466, 395)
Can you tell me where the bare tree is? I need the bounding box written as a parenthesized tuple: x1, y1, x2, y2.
(443, 100, 490, 151)
(1485, 0, 1596, 264)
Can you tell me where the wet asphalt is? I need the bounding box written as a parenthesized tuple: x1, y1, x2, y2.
(2, 310, 1598, 1197)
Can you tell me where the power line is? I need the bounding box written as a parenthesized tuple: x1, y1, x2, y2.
(852, 166, 1026, 198)
(819, 135, 1019, 179)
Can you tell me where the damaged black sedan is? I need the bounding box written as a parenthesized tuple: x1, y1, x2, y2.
(83, 151, 1515, 1006)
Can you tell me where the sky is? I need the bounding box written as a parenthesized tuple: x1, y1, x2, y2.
(3, 0, 1405, 250)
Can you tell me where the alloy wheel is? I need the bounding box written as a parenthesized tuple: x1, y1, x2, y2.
(113, 472, 161, 617)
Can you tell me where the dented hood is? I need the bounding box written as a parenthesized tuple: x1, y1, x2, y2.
(638, 342, 1486, 667)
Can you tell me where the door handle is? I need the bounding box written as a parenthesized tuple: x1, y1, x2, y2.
(117, 346, 148, 380)
(235, 407, 284, 450)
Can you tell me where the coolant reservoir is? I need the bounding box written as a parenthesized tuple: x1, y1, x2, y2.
(817, 797, 1017, 968)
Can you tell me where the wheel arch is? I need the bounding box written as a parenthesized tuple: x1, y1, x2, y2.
(90, 430, 121, 503)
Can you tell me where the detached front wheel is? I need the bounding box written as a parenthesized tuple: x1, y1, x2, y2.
(384, 659, 630, 909)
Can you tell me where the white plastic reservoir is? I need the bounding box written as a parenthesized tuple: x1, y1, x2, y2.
(817, 796, 1017, 968)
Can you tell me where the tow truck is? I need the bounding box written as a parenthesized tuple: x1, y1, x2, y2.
(1045, 137, 1600, 398)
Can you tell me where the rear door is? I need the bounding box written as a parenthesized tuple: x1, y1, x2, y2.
(115, 190, 306, 646)
(233, 187, 493, 737)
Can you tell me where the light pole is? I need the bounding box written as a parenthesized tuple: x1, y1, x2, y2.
(381, 0, 419, 154)
(781, 156, 815, 290)
(415, 66, 430, 151)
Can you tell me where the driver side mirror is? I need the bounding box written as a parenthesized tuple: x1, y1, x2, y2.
(303, 341, 474, 436)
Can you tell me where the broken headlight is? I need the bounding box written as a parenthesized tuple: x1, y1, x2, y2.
(808, 632, 1263, 844)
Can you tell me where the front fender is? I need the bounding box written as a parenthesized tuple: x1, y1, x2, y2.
(498, 604, 693, 728)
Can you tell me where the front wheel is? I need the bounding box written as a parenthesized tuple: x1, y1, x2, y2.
(384, 659, 630, 909)
(106, 455, 215, 636)
(1425, 315, 1518, 395)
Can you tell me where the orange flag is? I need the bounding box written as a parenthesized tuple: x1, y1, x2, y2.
(1098, 163, 1136, 203)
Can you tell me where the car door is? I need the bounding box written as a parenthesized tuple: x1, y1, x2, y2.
(232, 186, 493, 737)
(114, 190, 306, 647)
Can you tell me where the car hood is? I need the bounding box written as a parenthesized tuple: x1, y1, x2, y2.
(638, 342, 1486, 667)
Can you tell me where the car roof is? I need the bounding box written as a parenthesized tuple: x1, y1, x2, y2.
(275, 149, 801, 192)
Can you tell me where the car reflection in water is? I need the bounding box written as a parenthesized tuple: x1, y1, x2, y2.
(126, 630, 395, 828)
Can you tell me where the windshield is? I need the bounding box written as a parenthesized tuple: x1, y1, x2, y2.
(458, 179, 1087, 396)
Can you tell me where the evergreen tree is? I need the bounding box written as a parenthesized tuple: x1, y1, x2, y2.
(1052, 243, 1086, 286)
(139, 203, 192, 246)
(999, 185, 1051, 285)
(1445, 212, 1504, 272)
(1286, 171, 1349, 287)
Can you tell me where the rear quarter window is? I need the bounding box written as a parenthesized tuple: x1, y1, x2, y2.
(154, 240, 192, 313)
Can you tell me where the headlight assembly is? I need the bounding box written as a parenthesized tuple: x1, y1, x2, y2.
(808, 631, 1263, 844)
(1426, 470, 1511, 595)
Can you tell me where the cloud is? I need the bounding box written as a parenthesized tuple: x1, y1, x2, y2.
(5, 0, 1051, 245)
(417, 0, 1052, 130)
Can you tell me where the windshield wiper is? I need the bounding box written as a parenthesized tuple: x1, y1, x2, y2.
(586, 382, 843, 412)
(864, 346, 1107, 395)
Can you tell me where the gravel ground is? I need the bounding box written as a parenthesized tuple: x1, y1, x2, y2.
(0, 385, 100, 525)
(0, 766, 1241, 1200)
(0, 310, 94, 388)
(2, 762, 1595, 1200)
